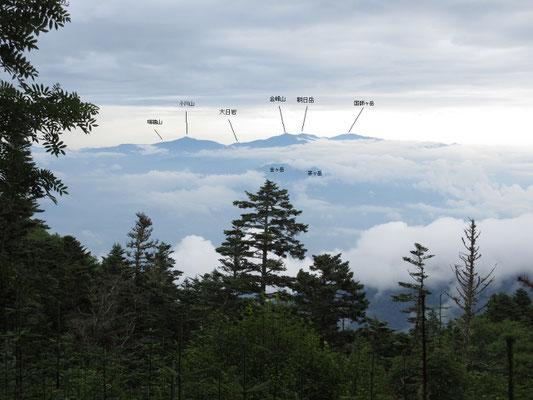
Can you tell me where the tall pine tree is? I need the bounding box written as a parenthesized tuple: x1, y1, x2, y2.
(126, 212, 158, 276)
(392, 243, 433, 400)
(231, 180, 308, 298)
(392, 243, 434, 336)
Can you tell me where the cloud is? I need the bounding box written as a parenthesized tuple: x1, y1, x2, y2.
(31, 0, 533, 106)
(168, 214, 533, 295)
(283, 256, 314, 278)
(93, 169, 265, 215)
(36, 135, 533, 267)
(172, 235, 220, 280)
(18, 0, 531, 149)
(137, 144, 168, 155)
(199, 139, 533, 220)
(337, 214, 533, 292)
(104, 169, 264, 191)
(140, 185, 238, 215)
(32, 149, 53, 166)
(171, 234, 314, 286)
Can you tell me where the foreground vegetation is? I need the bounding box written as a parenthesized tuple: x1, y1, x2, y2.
(1, 189, 532, 399)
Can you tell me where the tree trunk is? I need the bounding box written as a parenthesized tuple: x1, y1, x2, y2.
(178, 316, 183, 400)
(218, 370, 222, 400)
(242, 344, 247, 400)
(15, 299, 22, 400)
(170, 359, 175, 400)
(102, 348, 107, 400)
(56, 304, 61, 391)
(370, 351, 375, 400)
(506, 337, 514, 400)
(421, 292, 427, 400)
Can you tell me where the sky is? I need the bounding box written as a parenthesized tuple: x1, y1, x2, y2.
(17, 0, 533, 148)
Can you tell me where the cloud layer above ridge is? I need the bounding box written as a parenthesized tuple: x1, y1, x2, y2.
(34, 136, 533, 293)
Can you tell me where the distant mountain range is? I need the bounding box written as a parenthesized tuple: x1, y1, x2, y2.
(82, 132, 381, 153)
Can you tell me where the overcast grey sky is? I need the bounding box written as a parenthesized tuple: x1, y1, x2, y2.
(19, 0, 533, 146)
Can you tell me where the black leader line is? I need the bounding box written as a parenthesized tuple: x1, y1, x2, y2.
(228, 119, 238, 142)
(279, 106, 287, 133)
(154, 129, 163, 141)
(348, 106, 365, 133)
(301, 106, 308, 132)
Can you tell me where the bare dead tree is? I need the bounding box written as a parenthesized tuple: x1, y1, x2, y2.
(70, 274, 135, 348)
(447, 219, 495, 362)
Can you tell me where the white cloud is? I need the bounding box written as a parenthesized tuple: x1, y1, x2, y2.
(337, 214, 533, 292)
(141, 185, 238, 215)
(95, 169, 265, 215)
(137, 144, 168, 155)
(106, 169, 264, 192)
(283, 256, 314, 277)
(169, 214, 533, 294)
(170, 233, 313, 283)
(172, 235, 220, 280)
(36, 136, 533, 277)
(200, 139, 533, 219)
(32, 150, 53, 166)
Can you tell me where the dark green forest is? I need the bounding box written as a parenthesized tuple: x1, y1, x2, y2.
(1, 2, 532, 399)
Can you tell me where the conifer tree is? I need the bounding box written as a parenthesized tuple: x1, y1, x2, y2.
(126, 212, 158, 275)
(392, 243, 434, 400)
(145, 242, 182, 333)
(447, 219, 494, 361)
(483, 289, 532, 325)
(392, 243, 434, 336)
(102, 243, 130, 277)
(152, 242, 181, 280)
(231, 179, 308, 297)
(216, 219, 256, 299)
(180, 271, 227, 316)
(512, 288, 533, 324)
(96, 243, 136, 343)
(293, 253, 368, 347)
(125, 212, 160, 342)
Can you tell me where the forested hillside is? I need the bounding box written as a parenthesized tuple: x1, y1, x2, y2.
(1, 2, 532, 399)
(2, 184, 532, 399)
